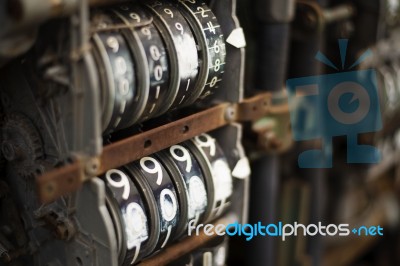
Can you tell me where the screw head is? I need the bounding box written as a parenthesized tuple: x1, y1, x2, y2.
(85, 157, 100, 176)
(225, 106, 236, 121)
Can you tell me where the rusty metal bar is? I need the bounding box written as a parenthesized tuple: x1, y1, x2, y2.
(37, 103, 229, 203)
(235, 92, 289, 121)
(99, 103, 229, 173)
(36, 161, 84, 203)
(36, 93, 288, 204)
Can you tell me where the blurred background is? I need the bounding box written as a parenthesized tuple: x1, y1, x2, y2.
(235, 0, 400, 265)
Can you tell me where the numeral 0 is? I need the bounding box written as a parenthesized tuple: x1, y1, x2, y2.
(105, 169, 131, 200)
(118, 78, 130, 95)
(140, 157, 163, 185)
(209, 76, 218, 87)
(154, 65, 163, 81)
(160, 189, 178, 222)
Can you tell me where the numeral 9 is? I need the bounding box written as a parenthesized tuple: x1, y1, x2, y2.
(105, 169, 131, 200)
(175, 23, 184, 35)
(194, 134, 216, 156)
(164, 8, 174, 18)
(170, 145, 192, 172)
(140, 157, 163, 185)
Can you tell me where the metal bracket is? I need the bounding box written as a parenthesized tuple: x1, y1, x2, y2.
(36, 92, 289, 203)
(294, 1, 355, 33)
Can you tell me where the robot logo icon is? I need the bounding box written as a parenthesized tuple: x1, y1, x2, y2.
(286, 39, 382, 168)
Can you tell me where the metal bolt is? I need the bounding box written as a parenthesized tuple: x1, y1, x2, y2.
(225, 105, 236, 122)
(264, 131, 282, 150)
(85, 157, 100, 176)
(55, 224, 68, 240)
(55, 218, 76, 241)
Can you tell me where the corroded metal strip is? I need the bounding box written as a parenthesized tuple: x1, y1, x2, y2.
(37, 93, 289, 204)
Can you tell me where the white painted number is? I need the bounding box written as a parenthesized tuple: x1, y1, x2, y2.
(115, 56, 127, 75)
(213, 40, 220, 53)
(140, 157, 163, 185)
(160, 189, 178, 221)
(209, 76, 218, 87)
(129, 12, 141, 22)
(118, 78, 130, 95)
(170, 145, 192, 172)
(106, 37, 119, 53)
(106, 169, 131, 200)
(141, 27, 152, 40)
(197, 7, 208, 18)
(175, 23, 184, 35)
(207, 21, 216, 34)
(164, 8, 174, 18)
(214, 59, 221, 72)
(154, 65, 163, 81)
(150, 45, 161, 61)
(195, 134, 216, 156)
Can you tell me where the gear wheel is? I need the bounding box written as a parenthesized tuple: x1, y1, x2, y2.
(1, 113, 43, 177)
